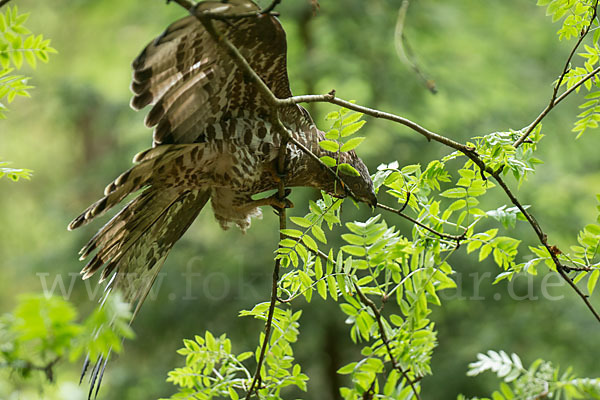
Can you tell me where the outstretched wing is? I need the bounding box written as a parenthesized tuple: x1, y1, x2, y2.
(131, 0, 299, 146)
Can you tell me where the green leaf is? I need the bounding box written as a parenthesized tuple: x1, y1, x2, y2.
(316, 279, 327, 300)
(290, 216, 311, 228)
(327, 275, 338, 300)
(302, 235, 318, 252)
(340, 136, 365, 152)
(325, 129, 340, 139)
(311, 225, 327, 243)
(319, 140, 340, 152)
(281, 229, 302, 238)
(320, 155, 337, 167)
(338, 163, 360, 176)
(440, 187, 467, 198)
(337, 362, 357, 375)
(341, 245, 366, 257)
(325, 111, 340, 120)
(340, 303, 357, 316)
(479, 244, 492, 261)
(341, 120, 367, 137)
(448, 199, 467, 211)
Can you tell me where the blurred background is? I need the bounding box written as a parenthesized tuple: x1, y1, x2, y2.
(1, 0, 599, 398)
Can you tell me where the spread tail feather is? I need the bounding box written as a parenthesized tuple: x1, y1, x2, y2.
(72, 187, 209, 398)
(68, 144, 205, 232)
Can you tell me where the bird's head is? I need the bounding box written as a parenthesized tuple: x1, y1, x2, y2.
(327, 150, 377, 208)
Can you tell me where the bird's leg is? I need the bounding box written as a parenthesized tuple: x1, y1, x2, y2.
(265, 159, 287, 184)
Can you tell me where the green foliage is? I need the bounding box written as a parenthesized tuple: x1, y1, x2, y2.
(537, 0, 596, 40)
(71, 292, 135, 362)
(537, 0, 600, 137)
(4, 295, 80, 368)
(0, 5, 56, 118)
(495, 195, 600, 291)
(319, 104, 366, 177)
(0, 293, 134, 389)
(465, 350, 600, 399)
(162, 332, 254, 400)
(163, 310, 307, 399)
(0, 5, 55, 183)
(0, 158, 32, 181)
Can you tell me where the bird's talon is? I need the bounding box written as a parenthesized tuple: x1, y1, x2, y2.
(271, 196, 294, 210)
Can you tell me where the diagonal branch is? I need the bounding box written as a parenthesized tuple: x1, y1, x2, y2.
(514, 0, 599, 148)
(279, 93, 469, 152)
(353, 282, 422, 400)
(514, 64, 600, 148)
(394, 0, 437, 94)
(307, 246, 423, 400)
(491, 172, 600, 323)
(244, 171, 287, 400)
(378, 203, 467, 242)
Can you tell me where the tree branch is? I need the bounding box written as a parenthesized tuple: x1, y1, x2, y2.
(514, 1, 599, 148)
(551, 1, 598, 105)
(514, 64, 600, 148)
(352, 282, 421, 400)
(394, 0, 437, 94)
(491, 172, 600, 323)
(280, 93, 469, 152)
(279, 91, 600, 323)
(301, 245, 422, 399)
(0, 0, 13, 9)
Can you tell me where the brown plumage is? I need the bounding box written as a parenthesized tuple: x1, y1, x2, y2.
(69, 0, 375, 397)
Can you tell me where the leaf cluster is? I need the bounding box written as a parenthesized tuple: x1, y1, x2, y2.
(0, 158, 31, 181)
(0, 5, 56, 118)
(465, 350, 600, 399)
(0, 293, 134, 387)
(164, 308, 308, 399)
(319, 104, 367, 177)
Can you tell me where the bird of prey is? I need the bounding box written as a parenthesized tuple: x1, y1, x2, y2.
(69, 0, 375, 394)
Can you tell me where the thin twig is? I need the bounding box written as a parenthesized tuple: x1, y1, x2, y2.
(184, 10, 289, 398)
(552, 1, 599, 104)
(353, 282, 421, 400)
(304, 246, 422, 399)
(514, 1, 600, 148)
(514, 65, 600, 147)
(492, 172, 600, 323)
(394, 0, 437, 94)
(280, 93, 470, 153)
(0, 0, 13, 9)
(377, 203, 466, 242)
(244, 101, 291, 400)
